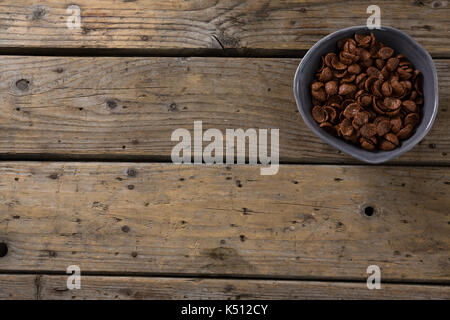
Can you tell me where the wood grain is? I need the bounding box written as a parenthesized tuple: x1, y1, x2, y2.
(0, 0, 448, 56)
(1, 274, 449, 300)
(0, 274, 37, 299)
(32, 275, 450, 300)
(0, 162, 448, 281)
(0, 56, 448, 164)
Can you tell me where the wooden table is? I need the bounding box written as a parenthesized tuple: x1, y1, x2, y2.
(0, 0, 449, 300)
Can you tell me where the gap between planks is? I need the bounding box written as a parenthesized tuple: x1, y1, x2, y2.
(2, 157, 450, 168)
(1, 269, 450, 286)
(0, 47, 310, 59)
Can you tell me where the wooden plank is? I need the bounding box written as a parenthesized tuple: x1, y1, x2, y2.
(2, 274, 449, 300)
(38, 276, 450, 300)
(0, 274, 37, 299)
(0, 162, 448, 281)
(0, 56, 449, 164)
(0, 1, 448, 56)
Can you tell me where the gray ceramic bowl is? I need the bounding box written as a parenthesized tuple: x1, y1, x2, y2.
(293, 26, 438, 164)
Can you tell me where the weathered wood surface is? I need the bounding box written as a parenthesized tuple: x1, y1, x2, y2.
(0, 56, 448, 164)
(0, 162, 448, 281)
(0, 1, 449, 56)
(0, 274, 36, 299)
(2, 275, 449, 300)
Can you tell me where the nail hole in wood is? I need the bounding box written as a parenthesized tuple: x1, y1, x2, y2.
(0, 243, 8, 257)
(363, 206, 375, 217)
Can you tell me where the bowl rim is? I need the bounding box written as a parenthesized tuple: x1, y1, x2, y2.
(293, 25, 439, 164)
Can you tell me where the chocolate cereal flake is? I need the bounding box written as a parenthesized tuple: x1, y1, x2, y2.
(310, 32, 423, 151)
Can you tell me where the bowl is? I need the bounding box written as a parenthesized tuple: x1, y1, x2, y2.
(293, 26, 438, 164)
